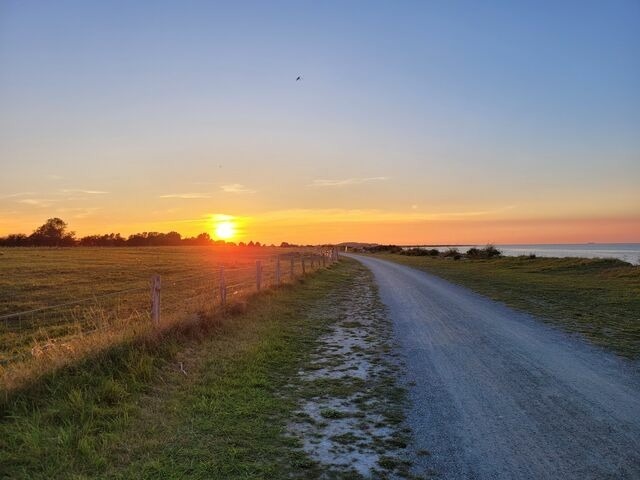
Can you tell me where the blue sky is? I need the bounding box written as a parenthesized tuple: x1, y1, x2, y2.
(1, 1, 639, 243)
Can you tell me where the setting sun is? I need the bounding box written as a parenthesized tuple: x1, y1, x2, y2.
(215, 221, 235, 240)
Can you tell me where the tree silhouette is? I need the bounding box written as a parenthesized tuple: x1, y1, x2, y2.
(29, 218, 76, 246)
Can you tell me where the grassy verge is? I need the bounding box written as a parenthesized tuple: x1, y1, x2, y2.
(376, 254, 640, 359)
(0, 261, 357, 479)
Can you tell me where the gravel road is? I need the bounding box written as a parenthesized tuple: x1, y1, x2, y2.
(347, 254, 640, 479)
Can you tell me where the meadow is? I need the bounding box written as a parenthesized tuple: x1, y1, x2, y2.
(0, 259, 358, 478)
(0, 246, 328, 389)
(376, 253, 640, 358)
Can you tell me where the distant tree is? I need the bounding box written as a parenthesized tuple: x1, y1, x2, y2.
(165, 231, 182, 246)
(126, 232, 148, 246)
(29, 218, 76, 246)
(247, 241, 255, 247)
(0, 233, 29, 246)
(197, 232, 211, 244)
(79, 233, 126, 246)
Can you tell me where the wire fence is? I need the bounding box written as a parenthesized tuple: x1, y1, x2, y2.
(0, 248, 340, 370)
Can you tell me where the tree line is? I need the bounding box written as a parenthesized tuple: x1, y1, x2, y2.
(0, 218, 295, 248)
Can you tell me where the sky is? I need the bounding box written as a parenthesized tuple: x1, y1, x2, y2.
(1, 0, 639, 244)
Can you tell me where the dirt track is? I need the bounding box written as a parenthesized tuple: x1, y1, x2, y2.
(349, 254, 640, 479)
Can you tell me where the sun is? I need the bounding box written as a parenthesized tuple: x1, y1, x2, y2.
(215, 221, 235, 240)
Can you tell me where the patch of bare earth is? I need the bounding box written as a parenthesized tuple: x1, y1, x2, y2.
(288, 268, 413, 479)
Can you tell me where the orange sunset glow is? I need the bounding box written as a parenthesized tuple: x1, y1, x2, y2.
(1, 2, 638, 246)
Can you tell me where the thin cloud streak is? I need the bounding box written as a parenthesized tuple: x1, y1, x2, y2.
(17, 198, 59, 208)
(163, 205, 519, 231)
(60, 189, 109, 195)
(249, 206, 518, 225)
(220, 184, 255, 194)
(159, 193, 212, 199)
(0, 192, 36, 199)
(309, 177, 388, 187)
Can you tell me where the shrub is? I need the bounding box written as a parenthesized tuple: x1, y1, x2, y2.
(484, 244, 501, 258)
(364, 245, 403, 254)
(466, 247, 481, 258)
(401, 248, 430, 256)
(443, 248, 460, 258)
(465, 244, 502, 259)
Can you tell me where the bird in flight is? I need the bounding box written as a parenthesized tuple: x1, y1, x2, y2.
(296, 76, 302, 81)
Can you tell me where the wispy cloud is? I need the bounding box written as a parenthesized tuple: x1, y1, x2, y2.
(17, 198, 58, 208)
(159, 193, 212, 199)
(60, 189, 109, 195)
(56, 207, 100, 218)
(246, 206, 519, 225)
(220, 183, 255, 194)
(309, 177, 388, 187)
(0, 192, 36, 200)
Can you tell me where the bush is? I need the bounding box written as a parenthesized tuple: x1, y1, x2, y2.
(465, 244, 502, 259)
(466, 247, 481, 258)
(401, 248, 429, 256)
(364, 245, 403, 254)
(443, 248, 460, 258)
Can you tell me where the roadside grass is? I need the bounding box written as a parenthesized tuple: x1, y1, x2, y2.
(376, 254, 640, 358)
(0, 260, 356, 479)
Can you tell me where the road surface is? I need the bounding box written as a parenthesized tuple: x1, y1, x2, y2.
(347, 254, 640, 479)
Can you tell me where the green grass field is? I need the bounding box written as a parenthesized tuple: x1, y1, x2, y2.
(0, 260, 356, 479)
(377, 253, 640, 358)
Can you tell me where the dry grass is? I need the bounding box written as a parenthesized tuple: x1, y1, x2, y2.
(0, 246, 328, 391)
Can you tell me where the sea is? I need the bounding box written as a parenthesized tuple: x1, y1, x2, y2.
(409, 244, 640, 265)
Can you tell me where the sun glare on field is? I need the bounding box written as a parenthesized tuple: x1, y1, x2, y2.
(215, 221, 235, 240)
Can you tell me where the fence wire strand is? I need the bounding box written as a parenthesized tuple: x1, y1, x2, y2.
(1, 249, 339, 368)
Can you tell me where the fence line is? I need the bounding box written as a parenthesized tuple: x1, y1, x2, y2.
(0, 248, 340, 368)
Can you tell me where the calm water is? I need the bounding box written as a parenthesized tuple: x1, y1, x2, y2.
(411, 244, 640, 265)
(497, 244, 640, 265)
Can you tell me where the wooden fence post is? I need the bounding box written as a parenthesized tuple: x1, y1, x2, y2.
(220, 267, 226, 307)
(301, 257, 306, 275)
(151, 274, 161, 326)
(276, 255, 281, 285)
(290, 257, 294, 279)
(256, 260, 262, 291)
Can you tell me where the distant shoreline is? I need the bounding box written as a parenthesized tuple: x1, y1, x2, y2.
(399, 243, 640, 266)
